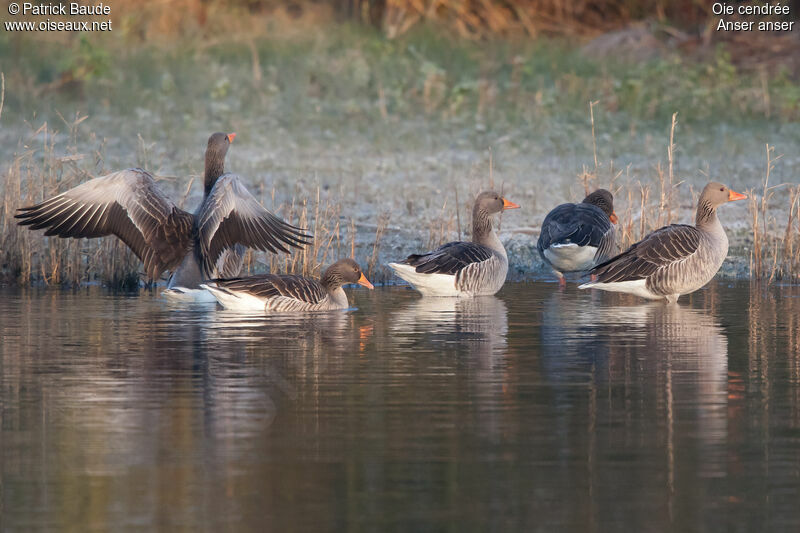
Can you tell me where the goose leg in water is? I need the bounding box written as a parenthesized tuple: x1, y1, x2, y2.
(554, 270, 566, 288)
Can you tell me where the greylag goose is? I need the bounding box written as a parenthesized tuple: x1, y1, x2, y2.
(15, 133, 310, 300)
(200, 258, 373, 312)
(579, 182, 747, 303)
(388, 191, 519, 296)
(537, 189, 618, 286)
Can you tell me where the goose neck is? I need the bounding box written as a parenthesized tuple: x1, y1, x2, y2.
(204, 154, 225, 198)
(695, 200, 721, 232)
(472, 209, 505, 255)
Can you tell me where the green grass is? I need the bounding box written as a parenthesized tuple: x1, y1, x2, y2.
(2, 24, 798, 130)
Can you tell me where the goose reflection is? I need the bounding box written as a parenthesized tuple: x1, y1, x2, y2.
(542, 291, 727, 387)
(204, 307, 350, 345)
(388, 295, 509, 442)
(200, 309, 356, 440)
(389, 296, 508, 361)
(541, 290, 729, 490)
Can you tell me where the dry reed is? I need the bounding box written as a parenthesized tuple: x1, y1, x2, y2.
(581, 107, 799, 283)
(580, 103, 678, 251)
(0, 72, 5, 122)
(380, 0, 708, 39)
(748, 145, 798, 282)
(0, 125, 375, 287)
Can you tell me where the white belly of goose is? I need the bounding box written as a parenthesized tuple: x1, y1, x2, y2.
(201, 284, 349, 312)
(388, 263, 459, 296)
(388, 254, 507, 297)
(162, 287, 218, 303)
(578, 279, 662, 300)
(543, 243, 598, 272)
(200, 285, 269, 310)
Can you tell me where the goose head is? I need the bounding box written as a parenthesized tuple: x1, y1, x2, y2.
(696, 182, 747, 226)
(701, 182, 748, 207)
(204, 132, 235, 196)
(322, 258, 374, 291)
(474, 190, 520, 217)
(583, 189, 618, 224)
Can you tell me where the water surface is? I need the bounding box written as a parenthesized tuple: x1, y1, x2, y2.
(1, 281, 799, 531)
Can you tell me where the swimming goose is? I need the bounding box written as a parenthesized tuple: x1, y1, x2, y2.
(537, 189, 618, 286)
(388, 190, 520, 296)
(201, 258, 373, 312)
(15, 132, 311, 299)
(579, 182, 747, 303)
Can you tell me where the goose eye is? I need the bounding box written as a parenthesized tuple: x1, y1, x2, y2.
(719, 187, 724, 191)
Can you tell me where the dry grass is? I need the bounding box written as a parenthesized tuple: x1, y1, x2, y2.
(263, 185, 370, 280)
(365, 0, 706, 39)
(0, 123, 141, 288)
(576, 110, 798, 282)
(4, 116, 800, 287)
(579, 110, 678, 251)
(30, 0, 709, 41)
(0, 124, 368, 288)
(0, 72, 5, 122)
(748, 145, 800, 282)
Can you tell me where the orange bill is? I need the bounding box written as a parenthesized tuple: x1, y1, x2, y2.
(502, 197, 520, 210)
(610, 212, 619, 224)
(728, 189, 747, 202)
(358, 272, 374, 289)
(227, 132, 236, 143)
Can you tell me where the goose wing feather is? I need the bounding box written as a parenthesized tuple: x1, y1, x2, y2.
(197, 174, 312, 278)
(538, 203, 612, 251)
(15, 168, 193, 279)
(216, 244, 246, 278)
(591, 224, 700, 283)
(402, 241, 493, 275)
(211, 274, 326, 304)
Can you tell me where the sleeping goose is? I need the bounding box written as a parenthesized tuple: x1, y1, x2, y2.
(388, 190, 520, 297)
(537, 189, 618, 286)
(579, 182, 747, 303)
(200, 258, 373, 312)
(15, 132, 311, 300)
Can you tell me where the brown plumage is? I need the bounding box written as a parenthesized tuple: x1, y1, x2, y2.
(15, 133, 312, 290)
(195, 174, 311, 279)
(388, 191, 520, 296)
(15, 169, 194, 280)
(579, 182, 747, 303)
(202, 258, 374, 312)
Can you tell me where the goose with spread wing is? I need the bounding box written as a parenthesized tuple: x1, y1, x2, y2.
(579, 182, 747, 303)
(201, 258, 373, 312)
(388, 191, 520, 297)
(538, 189, 618, 287)
(15, 132, 311, 300)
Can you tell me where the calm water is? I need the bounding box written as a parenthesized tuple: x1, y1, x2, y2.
(1, 281, 799, 532)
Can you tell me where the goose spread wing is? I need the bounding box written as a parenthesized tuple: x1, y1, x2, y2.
(402, 241, 494, 275)
(197, 174, 312, 278)
(211, 274, 327, 304)
(15, 168, 193, 279)
(591, 224, 701, 283)
(538, 203, 612, 251)
(216, 244, 246, 278)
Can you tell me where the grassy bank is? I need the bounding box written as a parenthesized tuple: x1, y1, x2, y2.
(1, 22, 799, 286)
